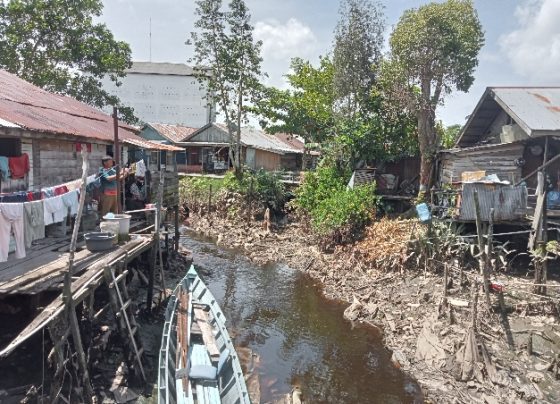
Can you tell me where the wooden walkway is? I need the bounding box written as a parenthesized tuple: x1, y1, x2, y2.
(0, 235, 151, 296)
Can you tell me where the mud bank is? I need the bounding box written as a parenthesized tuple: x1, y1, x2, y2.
(189, 212, 560, 404)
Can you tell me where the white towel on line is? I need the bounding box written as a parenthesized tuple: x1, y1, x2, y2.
(43, 195, 66, 225)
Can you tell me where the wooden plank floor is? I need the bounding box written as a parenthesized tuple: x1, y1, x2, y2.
(0, 235, 149, 296)
(0, 237, 70, 274)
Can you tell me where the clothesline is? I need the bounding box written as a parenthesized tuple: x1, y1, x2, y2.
(0, 158, 147, 262)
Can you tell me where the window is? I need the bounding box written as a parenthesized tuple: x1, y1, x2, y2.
(0, 137, 21, 157)
(176, 151, 187, 164)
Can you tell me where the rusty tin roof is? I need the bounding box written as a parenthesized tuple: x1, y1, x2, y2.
(147, 122, 199, 143)
(0, 69, 139, 142)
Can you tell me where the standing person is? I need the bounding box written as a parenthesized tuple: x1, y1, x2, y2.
(127, 175, 146, 210)
(99, 156, 128, 216)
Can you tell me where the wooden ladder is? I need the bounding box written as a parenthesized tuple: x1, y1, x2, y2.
(104, 259, 146, 382)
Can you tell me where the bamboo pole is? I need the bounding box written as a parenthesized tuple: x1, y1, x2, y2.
(473, 190, 492, 310)
(63, 146, 94, 403)
(113, 107, 122, 214)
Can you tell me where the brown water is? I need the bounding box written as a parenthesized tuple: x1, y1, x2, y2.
(182, 233, 423, 403)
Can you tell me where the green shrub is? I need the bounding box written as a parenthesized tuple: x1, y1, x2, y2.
(179, 176, 225, 211)
(295, 165, 350, 213)
(223, 169, 287, 212)
(312, 183, 377, 235)
(294, 165, 378, 245)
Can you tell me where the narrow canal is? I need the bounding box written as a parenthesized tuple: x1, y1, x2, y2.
(180, 232, 422, 403)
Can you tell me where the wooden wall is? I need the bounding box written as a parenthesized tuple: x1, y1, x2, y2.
(149, 171, 179, 207)
(37, 138, 107, 188)
(439, 143, 524, 185)
(254, 149, 281, 171)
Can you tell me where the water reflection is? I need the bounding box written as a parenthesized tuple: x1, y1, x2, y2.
(182, 233, 422, 403)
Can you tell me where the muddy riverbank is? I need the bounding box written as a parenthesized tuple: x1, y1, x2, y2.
(188, 212, 560, 403)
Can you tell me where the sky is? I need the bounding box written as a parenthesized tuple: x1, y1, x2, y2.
(100, 0, 560, 126)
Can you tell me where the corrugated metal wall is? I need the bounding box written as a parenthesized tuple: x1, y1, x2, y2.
(459, 183, 527, 221)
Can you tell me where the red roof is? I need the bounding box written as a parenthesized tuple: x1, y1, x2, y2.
(147, 122, 199, 143)
(0, 69, 139, 142)
(275, 133, 305, 152)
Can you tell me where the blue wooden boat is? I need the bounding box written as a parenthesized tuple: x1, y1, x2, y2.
(158, 265, 251, 404)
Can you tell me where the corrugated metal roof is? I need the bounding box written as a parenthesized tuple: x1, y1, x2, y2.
(275, 133, 320, 156)
(492, 88, 560, 133)
(275, 133, 305, 152)
(126, 61, 194, 76)
(214, 123, 302, 154)
(457, 87, 560, 147)
(0, 69, 141, 143)
(124, 137, 184, 152)
(0, 117, 19, 128)
(147, 122, 199, 143)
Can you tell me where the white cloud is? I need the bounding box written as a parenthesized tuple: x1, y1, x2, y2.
(500, 0, 560, 82)
(254, 18, 319, 62)
(253, 18, 321, 91)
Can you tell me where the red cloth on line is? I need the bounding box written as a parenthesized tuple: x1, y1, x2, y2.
(8, 153, 29, 179)
(54, 185, 69, 196)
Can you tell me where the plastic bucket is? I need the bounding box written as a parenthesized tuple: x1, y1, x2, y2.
(84, 232, 116, 252)
(102, 214, 131, 242)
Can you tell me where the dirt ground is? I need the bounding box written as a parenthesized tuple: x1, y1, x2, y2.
(188, 211, 560, 404)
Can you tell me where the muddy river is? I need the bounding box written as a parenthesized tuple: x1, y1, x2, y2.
(180, 233, 422, 403)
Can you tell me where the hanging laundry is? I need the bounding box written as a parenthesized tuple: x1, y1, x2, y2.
(0, 192, 28, 203)
(0, 156, 10, 180)
(42, 187, 55, 198)
(26, 191, 42, 202)
(65, 179, 82, 192)
(135, 159, 147, 177)
(62, 190, 79, 216)
(128, 162, 137, 175)
(54, 185, 69, 196)
(8, 153, 29, 179)
(86, 174, 97, 185)
(0, 203, 25, 262)
(43, 195, 66, 226)
(23, 200, 45, 248)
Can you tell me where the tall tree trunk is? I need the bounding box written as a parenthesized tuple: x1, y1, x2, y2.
(235, 82, 243, 178)
(417, 107, 438, 196)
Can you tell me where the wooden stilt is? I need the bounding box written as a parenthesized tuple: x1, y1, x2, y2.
(473, 190, 492, 310)
(146, 244, 156, 314)
(47, 319, 68, 404)
(155, 168, 166, 301)
(174, 205, 180, 252)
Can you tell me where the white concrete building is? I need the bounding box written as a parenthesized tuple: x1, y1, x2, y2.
(102, 61, 214, 127)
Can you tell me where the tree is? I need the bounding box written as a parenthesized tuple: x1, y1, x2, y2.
(383, 0, 484, 194)
(252, 57, 335, 169)
(333, 0, 385, 117)
(190, 0, 264, 176)
(440, 123, 462, 149)
(0, 0, 136, 122)
(334, 92, 418, 165)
